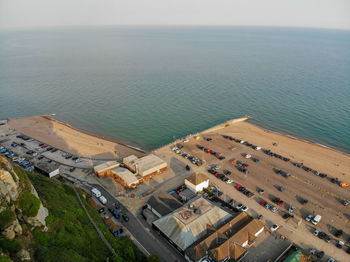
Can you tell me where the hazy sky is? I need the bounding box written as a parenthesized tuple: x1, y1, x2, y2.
(1, 0, 349, 30)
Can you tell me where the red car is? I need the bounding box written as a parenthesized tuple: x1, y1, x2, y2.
(260, 200, 267, 206)
(242, 163, 249, 168)
(214, 173, 220, 177)
(41, 144, 48, 148)
(206, 149, 213, 153)
(235, 184, 242, 190)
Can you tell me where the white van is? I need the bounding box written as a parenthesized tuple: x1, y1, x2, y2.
(91, 188, 101, 198)
(99, 196, 107, 205)
(311, 214, 322, 225)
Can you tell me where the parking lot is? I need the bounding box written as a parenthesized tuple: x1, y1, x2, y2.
(0, 132, 108, 176)
(154, 131, 350, 261)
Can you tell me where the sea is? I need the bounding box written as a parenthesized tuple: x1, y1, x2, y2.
(0, 26, 349, 153)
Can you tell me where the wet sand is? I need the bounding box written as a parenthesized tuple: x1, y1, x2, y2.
(8, 115, 145, 159)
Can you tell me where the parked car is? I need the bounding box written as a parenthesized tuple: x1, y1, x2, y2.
(289, 206, 296, 213)
(241, 205, 248, 212)
(269, 206, 278, 212)
(316, 251, 324, 259)
(223, 170, 231, 175)
(325, 235, 332, 243)
(270, 224, 279, 232)
(334, 229, 343, 237)
(69, 167, 76, 172)
(260, 200, 267, 206)
(258, 189, 264, 195)
(335, 240, 344, 249)
(305, 214, 313, 222)
(122, 214, 129, 222)
(314, 229, 320, 236)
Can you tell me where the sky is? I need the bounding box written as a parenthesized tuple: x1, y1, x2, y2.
(0, 0, 349, 30)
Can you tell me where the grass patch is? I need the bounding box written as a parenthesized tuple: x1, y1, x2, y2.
(27, 172, 147, 262)
(16, 189, 41, 217)
(0, 208, 15, 231)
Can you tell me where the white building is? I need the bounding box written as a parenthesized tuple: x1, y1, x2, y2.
(185, 173, 209, 193)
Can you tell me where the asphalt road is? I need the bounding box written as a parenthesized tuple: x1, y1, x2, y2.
(76, 181, 185, 262)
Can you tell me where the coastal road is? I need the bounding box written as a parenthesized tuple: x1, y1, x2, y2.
(66, 175, 185, 262)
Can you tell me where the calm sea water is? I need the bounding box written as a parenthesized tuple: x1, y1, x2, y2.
(0, 26, 349, 153)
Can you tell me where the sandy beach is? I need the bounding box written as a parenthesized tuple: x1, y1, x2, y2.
(214, 120, 350, 182)
(7, 115, 145, 159)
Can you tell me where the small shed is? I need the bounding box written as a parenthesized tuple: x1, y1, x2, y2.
(35, 162, 60, 178)
(185, 173, 209, 193)
(105, 217, 123, 237)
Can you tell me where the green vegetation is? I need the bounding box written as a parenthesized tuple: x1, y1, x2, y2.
(0, 208, 15, 231)
(147, 254, 160, 262)
(26, 171, 147, 262)
(0, 255, 12, 262)
(13, 166, 32, 191)
(0, 237, 22, 255)
(16, 189, 41, 217)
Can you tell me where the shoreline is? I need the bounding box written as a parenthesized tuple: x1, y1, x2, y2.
(43, 115, 146, 154)
(4, 114, 349, 160)
(250, 121, 350, 158)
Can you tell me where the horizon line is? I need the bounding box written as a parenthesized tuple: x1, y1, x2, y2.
(1, 24, 350, 32)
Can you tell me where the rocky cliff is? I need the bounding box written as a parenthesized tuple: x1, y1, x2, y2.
(0, 156, 49, 261)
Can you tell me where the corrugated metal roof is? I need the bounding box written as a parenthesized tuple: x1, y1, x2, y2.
(134, 154, 167, 175)
(152, 196, 233, 251)
(111, 167, 139, 185)
(94, 161, 120, 173)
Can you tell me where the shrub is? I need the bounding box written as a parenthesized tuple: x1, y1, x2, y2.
(17, 189, 41, 217)
(0, 236, 22, 255)
(0, 208, 15, 231)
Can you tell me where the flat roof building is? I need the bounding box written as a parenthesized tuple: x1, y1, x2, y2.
(133, 154, 167, 178)
(152, 196, 233, 254)
(111, 167, 139, 188)
(35, 162, 60, 178)
(94, 161, 120, 177)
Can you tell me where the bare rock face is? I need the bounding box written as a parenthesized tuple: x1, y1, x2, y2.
(2, 218, 22, 239)
(2, 224, 16, 240)
(13, 219, 23, 235)
(24, 202, 48, 228)
(0, 169, 19, 203)
(16, 249, 31, 261)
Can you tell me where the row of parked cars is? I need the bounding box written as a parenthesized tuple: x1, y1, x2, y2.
(312, 228, 350, 254)
(171, 146, 203, 166)
(1, 145, 35, 171)
(196, 144, 225, 160)
(222, 135, 262, 151)
(234, 184, 254, 198)
(292, 160, 350, 189)
(232, 159, 249, 174)
(262, 149, 290, 161)
(207, 167, 232, 184)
